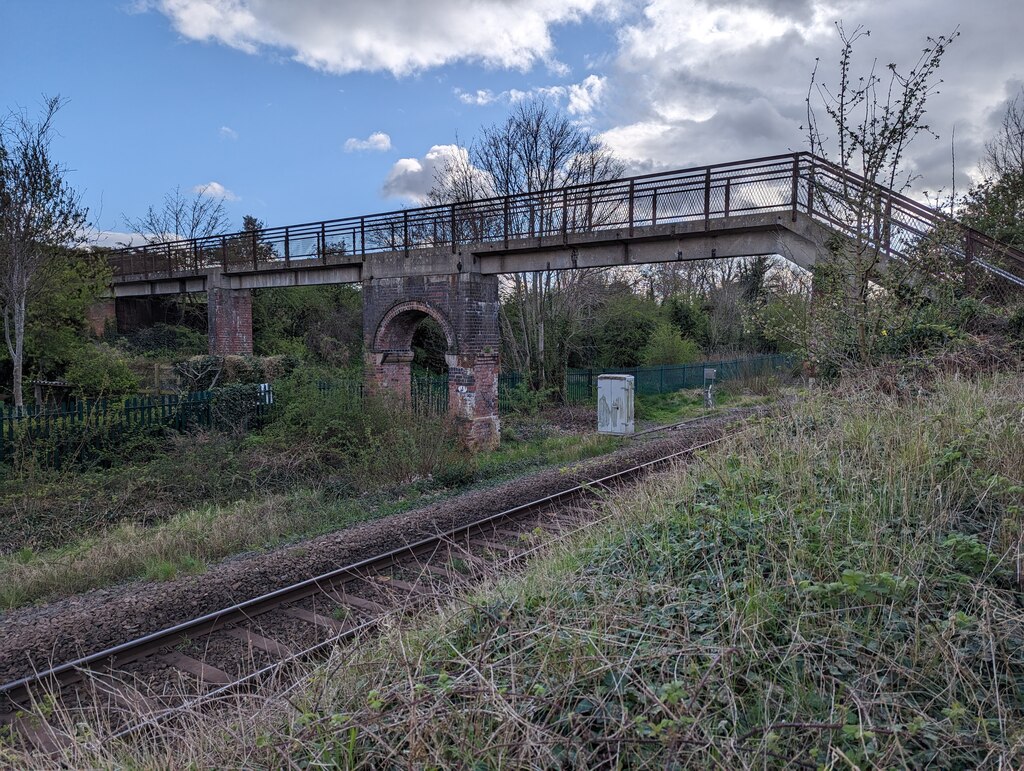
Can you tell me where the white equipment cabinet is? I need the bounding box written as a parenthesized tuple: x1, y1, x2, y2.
(597, 374, 635, 435)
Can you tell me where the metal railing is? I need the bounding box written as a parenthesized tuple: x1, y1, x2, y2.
(105, 152, 1024, 298)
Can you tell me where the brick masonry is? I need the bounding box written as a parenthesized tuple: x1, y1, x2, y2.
(363, 273, 501, 450)
(85, 299, 116, 337)
(207, 285, 254, 355)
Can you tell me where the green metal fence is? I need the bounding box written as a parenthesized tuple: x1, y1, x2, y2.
(563, 354, 797, 404)
(411, 373, 449, 415)
(1, 355, 794, 466)
(497, 371, 525, 412)
(0, 391, 234, 468)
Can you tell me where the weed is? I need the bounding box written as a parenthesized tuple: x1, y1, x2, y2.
(143, 558, 179, 582)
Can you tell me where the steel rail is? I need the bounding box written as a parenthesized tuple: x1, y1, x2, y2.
(0, 422, 737, 710)
(93, 418, 750, 747)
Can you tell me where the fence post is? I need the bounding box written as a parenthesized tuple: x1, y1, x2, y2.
(562, 188, 568, 243)
(806, 168, 814, 219)
(403, 210, 409, 258)
(451, 204, 457, 253)
(503, 197, 510, 249)
(791, 155, 799, 222)
(704, 169, 712, 230)
(628, 180, 635, 237)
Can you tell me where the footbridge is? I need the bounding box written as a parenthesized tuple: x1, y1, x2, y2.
(98, 152, 1024, 448)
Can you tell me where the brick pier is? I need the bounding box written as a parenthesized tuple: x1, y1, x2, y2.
(363, 273, 500, 450)
(207, 279, 253, 356)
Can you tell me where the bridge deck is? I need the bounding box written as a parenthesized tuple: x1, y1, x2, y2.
(107, 152, 1024, 300)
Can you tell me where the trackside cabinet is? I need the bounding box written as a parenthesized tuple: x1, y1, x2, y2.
(597, 374, 635, 435)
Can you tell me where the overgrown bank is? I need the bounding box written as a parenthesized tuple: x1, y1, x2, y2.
(24, 364, 1023, 768)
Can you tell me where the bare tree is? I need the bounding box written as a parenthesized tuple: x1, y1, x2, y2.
(983, 89, 1024, 179)
(961, 90, 1024, 253)
(802, 22, 958, 364)
(430, 98, 625, 390)
(0, 96, 88, 412)
(123, 184, 229, 244)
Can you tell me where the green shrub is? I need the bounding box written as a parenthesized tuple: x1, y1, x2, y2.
(122, 323, 206, 358)
(208, 383, 266, 434)
(1009, 305, 1024, 344)
(641, 321, 701, 365)
(263, 370, 466, 492)
(174, 354, 300, 391)
(500, 381, 552, 415)
(64, 344, 139, 398)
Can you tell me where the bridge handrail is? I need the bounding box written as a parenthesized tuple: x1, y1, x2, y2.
(104, 150, 1024, 290)
(800, 154, 1024, 270)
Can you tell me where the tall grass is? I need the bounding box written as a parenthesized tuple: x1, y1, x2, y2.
(12, 368, 1023, 768)
(0, 400, 619, 609)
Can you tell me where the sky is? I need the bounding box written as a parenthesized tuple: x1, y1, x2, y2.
(2, 0, 1023, 246)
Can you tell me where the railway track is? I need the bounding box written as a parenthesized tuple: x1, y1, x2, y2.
(0, 416, 750, 753)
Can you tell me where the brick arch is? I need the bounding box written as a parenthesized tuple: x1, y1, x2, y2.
(372, 300, 458, 354)
(363, 274, 500, 450)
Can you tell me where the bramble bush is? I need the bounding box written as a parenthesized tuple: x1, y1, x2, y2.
(63, 344, 139, 398)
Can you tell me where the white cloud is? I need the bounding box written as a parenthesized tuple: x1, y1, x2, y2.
(455, 74, 607, 116)
(344, 131, 393, 152)
(594, 0, 1024, 194)
(456, 89, 500, 106)
(193, 181, 239, 201)
(382, 145, 471, 203)
(88, 230, 149, 248)
(566, 74, 606, 116)
(152, 0, 622, 76)
(219, 125, 238, 140)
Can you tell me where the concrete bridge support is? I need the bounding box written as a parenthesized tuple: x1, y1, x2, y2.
(364, 273, 500, 450)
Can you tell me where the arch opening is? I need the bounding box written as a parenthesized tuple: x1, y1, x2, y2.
(371, 302, 455, 413)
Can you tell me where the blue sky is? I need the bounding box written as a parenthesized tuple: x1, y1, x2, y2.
(2, 1, 1023, 245)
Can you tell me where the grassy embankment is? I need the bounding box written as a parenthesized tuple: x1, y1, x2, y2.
(0, 384, 764, 610)
(20, 365, 1023, 768)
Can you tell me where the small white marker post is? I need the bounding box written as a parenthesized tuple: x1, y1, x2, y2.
(703, 368, 717, 409)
